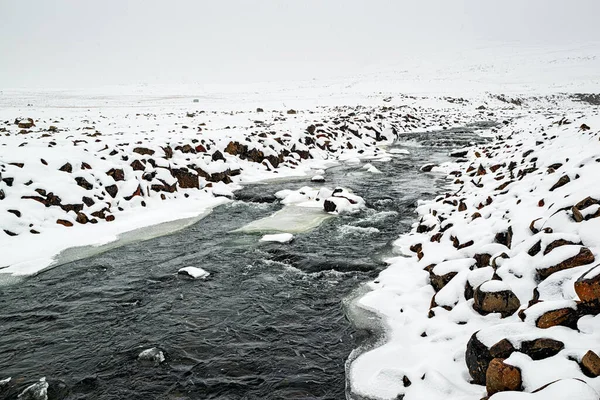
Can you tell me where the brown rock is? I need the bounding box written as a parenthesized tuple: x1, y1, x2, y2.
(76, 212, 89, 224)
(133, 147, 155, 156)
(429, 270, 458, 292)
(536, 247, 595, 281)
(286, 109, 297, 114)
(106, 168, 125, 181)
(171, 168, 199, 189)
(56, 219, 73, 227)
(494, 227, 513, 248)
(581, 350, 600, 377)
(535, 307, 578, 329)
(75, 177, 93, 190)
(105, 214, 115, 222)
(544, 239, 579, 255)
(486, 358, 522, 396)
(575, 264, 600, 303)
(59, 162, 73, 173)
(549, 175, 570, 191)
(130, 159, 145, 171)
(473, 283, 520, 317)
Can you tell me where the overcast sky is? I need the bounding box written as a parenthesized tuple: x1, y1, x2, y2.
(1, 0, 599, 89)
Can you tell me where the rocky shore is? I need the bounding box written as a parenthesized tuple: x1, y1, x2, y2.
(350, 103, 600, 398)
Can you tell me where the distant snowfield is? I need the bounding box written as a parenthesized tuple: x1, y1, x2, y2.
(2, 44, 600, 398)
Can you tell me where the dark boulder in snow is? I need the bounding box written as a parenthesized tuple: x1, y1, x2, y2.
(473, 281, 520, 317)
(536, 247, 595, 281)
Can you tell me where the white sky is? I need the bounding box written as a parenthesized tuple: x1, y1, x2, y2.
(1, 0, 599, 89)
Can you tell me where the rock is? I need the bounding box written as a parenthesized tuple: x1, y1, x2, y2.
(520, 338, 564, 360)
(17, 118, 35, 129)
(466, 331, 494, 384)
(75, 177, 93, 190)
(138, 347, 165, 365)
(82, 196, 95, 207)
(549, 175, 570, 191)
(580, 350, 600, 377)
(106, 168, 125, 181)
(133, 147, 155, 156)
(306, 125, 316, 134)
(56, 219, 73, 227)
(17, 378, 48, 400)
(171, 168, 199, 189)
(59, 163, 72, 173)
(130, 159, 145, 171)
(106, 214, 115, 222)
(212, 150, 225, 162)
(450, 149, 469, 158)
(0, 189, 5, 200)
(536, 247, 595, 281)
(256, 107, 264, 112)
(543, 238, 579, 255)
(473, 281, 520, 317)
(534, 306, 578, 329)
(286, 109, 297, 114)
(486, 358, 522, 396)
(178, 266, 210, 279)
(76, 212, 89, 224)
(420, 164, 436, 172)
(575, 265, 600, 303)
(324, 199, 337, 212)
(429, 270, 457, 293)
(7, 209, 21, 218)
(494, 227, 513, 248)
(124, 185, 143, 201)
(105, 184, 118, 198)
(311, 175, 325, 182)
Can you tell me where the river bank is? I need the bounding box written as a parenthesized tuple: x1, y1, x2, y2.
(348, 103, 600, 399)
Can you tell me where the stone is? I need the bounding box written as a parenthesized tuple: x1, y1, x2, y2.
(324, 199, 337, 212)
(429, 270, 457, 292)
(549, 175, 570, 191)
(105, 184, 118, 198)
(580, 350, 600, 377)
(17, 377, 48, 400)
(286, 109, 297, 114)
(130, 159, 145, 171)
(138, 347, 165, 365)
(171, 168, 199, 189)
(574, 264, 600, 303)
(106, 168, 125, 181)
(17, 118, 35, 129)
(56, 219, 73, 227)
(133, 147, 155, 156)
(466, 331, 493, 384)
(75, 177, 93, 190)
(212, 150, 225, 162)
(82, 196, 95, 207)
(59, 162, 72, 173)
(76, 212, 89, 224)
(535, 307, 578, 329)
(486, 358, 522, 396)
(473, 283, 520, 317)
(536, 247, 595, 281)
(494, 227, 513, 248)
(520, 338, 564, 360)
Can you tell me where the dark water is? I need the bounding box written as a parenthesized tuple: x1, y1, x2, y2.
(0, 125, 493, 400)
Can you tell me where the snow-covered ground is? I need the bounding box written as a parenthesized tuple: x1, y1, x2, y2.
(349, 101, 600, 399)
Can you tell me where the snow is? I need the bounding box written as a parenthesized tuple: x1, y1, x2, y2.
(260, 233, 294, 243)
(348, 104, 600, 399)
(178, 266, 210, 279)
(137, 347, 165, 364)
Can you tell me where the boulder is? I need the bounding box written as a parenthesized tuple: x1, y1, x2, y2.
(575, 265, 600, 303)
(549, 175, 570, 191)
(105, 184, 119, 198)
(59, 163, 72, 173)
(580, 350, 600, 377)
(75, 177, 93, 190)
(486, 358, 522, 396)
(466, 331, 494, 384)
(536, 247, 595, 281)
(137, 347, 165, 365)
(130, 159, 145, 171)
(171, 168, 199, 189)
(17, 118, 35, 129)
(520, 338, 564, 360)
(17, 378, 48, 400)
(56, 219, 73, 227)
(106, 168, 125, 181)
(133, 147, 155, 156)
(473, 281, 520, 317)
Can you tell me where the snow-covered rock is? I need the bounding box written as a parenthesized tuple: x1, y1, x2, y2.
(178, 266, 210, 279)
(260, 233, 294, 243)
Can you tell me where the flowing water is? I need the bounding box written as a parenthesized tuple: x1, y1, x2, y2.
(0, 125, 493, 400)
